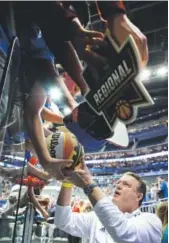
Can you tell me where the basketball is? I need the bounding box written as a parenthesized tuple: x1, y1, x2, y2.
(46, 131, 84, 169)
(116, 100, 133, 120)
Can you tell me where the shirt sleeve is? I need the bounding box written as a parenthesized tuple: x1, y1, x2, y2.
(98, 1, 126, 20)
(54, 204, 94, 239)
(160, 182, 165, 191)
(94, 197, 162, 243)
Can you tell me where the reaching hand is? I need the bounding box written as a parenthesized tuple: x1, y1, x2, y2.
(42, 210, 49, 221)
(86, 16, 107, 34)
(62, 161, 94, 188)
(71, 18, 104, 60)
(43, 158, 73, 181)
(108, 14, 148, 67)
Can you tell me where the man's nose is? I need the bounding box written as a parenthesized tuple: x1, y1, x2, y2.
(116, 184, 122, 190)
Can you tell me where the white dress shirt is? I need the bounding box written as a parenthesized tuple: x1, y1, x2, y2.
(54, 197, 162, 243)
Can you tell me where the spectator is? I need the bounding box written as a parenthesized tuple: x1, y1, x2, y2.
(144, 186, 152, 202)
(84, 203, 92, 212)
(157, 202, 168, 243)
(0, 2, 104, 180)
(151, 183, 159, 201)
(157, 177, 168, 199)
(72, 201, 80, 213)
(0, 188, 28, 217)
(0, 2, 149, 173)
(0, 163, 50, 183)
(79, 200, 86, 213)
(54, 167, 162, 243)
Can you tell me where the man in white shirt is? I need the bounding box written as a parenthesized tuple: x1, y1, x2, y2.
(54, 165, 162, 243)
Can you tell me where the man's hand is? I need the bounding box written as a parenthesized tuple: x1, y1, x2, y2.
(108, 14, 148, 67)
(63, 162, 94, 188)
(43, 158, 73, 181)
(62, 162, 106, 206)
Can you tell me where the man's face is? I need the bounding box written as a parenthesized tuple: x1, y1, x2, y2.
(112, 174, 143, 213)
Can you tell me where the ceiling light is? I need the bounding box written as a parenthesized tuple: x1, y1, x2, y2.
(139, 69, 151, 81)
(156, 66, 168, 77)
(49, 88, 62, 101)
(63, 107, 71, 115)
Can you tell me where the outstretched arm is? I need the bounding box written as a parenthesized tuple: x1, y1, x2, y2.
(55, 182, 93, 239)
(99, 1, 148, 67)
(24, 82, 51, 167)
(24, 81, 72, 180)
(41, 106, 64, 124)
(56, 41, 88, 95)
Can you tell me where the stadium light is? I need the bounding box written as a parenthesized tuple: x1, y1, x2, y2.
(63, 106, 71, 115)
(139, 68, 151, 81)
(156, 66, 168, 77)
(49, 88, 62, 101)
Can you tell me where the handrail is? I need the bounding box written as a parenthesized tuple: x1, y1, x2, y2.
(22, 203, 34, 243)
(141, 197, 168, 206)
(140, 198, 168, 213)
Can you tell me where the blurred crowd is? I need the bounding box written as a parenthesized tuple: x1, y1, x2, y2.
(1, 174, 167, 211)
(85, 143, 168, 160)
(128, 120, 167, 134)
(86, 154, 168, 172)
(0, 178, 12, 200)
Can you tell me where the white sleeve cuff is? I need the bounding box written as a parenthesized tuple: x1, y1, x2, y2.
(54, 204, 72, 227)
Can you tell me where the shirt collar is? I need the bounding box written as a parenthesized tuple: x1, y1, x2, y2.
(124, 208, 141, 218)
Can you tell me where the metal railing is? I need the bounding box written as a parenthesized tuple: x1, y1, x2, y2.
(140, 198, 168, 213)
(0, 203, 34, 243)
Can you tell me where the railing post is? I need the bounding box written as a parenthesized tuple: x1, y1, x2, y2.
(22, 203, 34, 243)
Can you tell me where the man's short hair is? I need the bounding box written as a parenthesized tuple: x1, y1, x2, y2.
(124, 172, 146, 206)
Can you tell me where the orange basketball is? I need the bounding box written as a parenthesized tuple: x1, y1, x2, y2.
(116, 100, 133, 120)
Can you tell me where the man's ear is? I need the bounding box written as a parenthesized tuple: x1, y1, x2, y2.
(136, 192, 143, 203)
